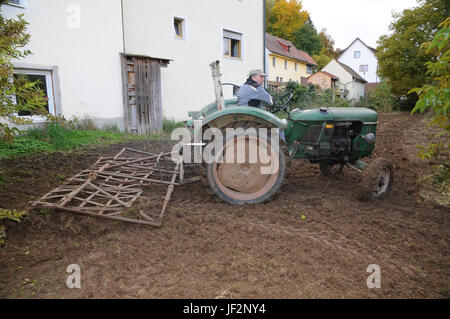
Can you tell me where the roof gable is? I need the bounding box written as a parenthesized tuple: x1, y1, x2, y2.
(339, 37, 376, 57)
(265, 33, 317, 66)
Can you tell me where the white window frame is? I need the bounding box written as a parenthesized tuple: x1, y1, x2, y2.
(354, 51, 361, 59)
(295, 62, 298, 71)
(172, 15, 187, 41)
(284, 60, 288, 70)
(272, 57, 276, 67)
(359, 64, 368, 73)
(4, 0, 26, 8)
(13, 69, 56, 123)
(306, 65, 313, 74)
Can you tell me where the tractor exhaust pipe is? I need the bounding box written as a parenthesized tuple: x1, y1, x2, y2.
(209, 60, 225, 111)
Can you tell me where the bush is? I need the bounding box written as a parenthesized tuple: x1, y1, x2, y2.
(0, 208, 26, 245)
(270, 81, 351, 110)
(354, 80, 395, 112)
(163, 118, 185, 134)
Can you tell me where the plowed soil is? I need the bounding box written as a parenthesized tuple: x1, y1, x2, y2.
(0, 112, 448, 298)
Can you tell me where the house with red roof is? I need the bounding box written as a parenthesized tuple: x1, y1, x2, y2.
(265, 33, 317, 86)
(307, 71, 339, 90)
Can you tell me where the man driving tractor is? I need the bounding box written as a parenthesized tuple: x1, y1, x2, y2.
(237, 69, 273, 109)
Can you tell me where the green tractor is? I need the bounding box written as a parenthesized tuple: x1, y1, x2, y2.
(186, 64, 394, 205)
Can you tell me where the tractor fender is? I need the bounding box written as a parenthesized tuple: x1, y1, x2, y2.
(200, 106, 285, 130)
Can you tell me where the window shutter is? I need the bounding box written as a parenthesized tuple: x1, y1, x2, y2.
(223, 30, 241, 41)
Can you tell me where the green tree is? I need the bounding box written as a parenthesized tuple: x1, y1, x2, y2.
(265, 0, 278, 26)
(376, 0, 450, 107)
(0, 1, 46, 142)
(267, 0, 309, 42)
(292, 21, 322, 56)
(311, 50, 333, 70)
(409, 18, 449, 160)
(309, 29, 337, 70)
(318, 29, 337, 58)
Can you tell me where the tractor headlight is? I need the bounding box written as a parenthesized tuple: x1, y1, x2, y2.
(363, 133, 376, 144)
(281, 118, 288, 128)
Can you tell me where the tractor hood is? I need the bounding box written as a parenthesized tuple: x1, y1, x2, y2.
(289, 107, 378, 124)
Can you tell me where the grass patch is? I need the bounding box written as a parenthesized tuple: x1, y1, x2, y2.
(163, 118, 185, 134)
(0, 123, 153, 160)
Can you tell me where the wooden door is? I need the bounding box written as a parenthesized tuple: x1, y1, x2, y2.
(121, 54, 168, 134)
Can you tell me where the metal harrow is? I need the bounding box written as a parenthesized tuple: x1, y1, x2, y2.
(31, 148, 199, 227)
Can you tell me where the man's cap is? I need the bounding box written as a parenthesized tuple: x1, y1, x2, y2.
(248, 69, 267, 77)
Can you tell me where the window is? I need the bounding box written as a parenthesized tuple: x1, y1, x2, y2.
(223, 30, 241, 59)
(359, 65, 368, 72)
(6, 0, 24, 7)
(295, 63, 298, 71)
(13, 69, 55, 117)
(272, 57, 276, 67)
(173, 17, 185, 40)
(306, 65, 313, 74)
(284, 60, 288, 69)
(354, 51, 361, 58)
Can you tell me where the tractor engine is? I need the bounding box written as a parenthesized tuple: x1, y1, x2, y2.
(331, 122, 353, 159)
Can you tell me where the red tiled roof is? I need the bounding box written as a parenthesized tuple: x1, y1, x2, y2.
(265, 33, 317, 66)
(321, 71, 339, 80)
(308, 71, 339, 81)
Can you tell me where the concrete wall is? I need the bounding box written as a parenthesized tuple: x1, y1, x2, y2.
(123, 0, 265, 121)
(1, 0, 125, 128)
(2, 0, 264, 126)
(338, 39, 379, 83)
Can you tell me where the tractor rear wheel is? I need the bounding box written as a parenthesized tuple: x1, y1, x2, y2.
(359, 157, 394, 201)
(204, 124, 286, 205)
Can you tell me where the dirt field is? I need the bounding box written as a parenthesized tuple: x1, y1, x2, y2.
(0, 112, 448, 298)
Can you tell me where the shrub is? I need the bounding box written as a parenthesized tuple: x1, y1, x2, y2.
(163, 118, 185, 134)
(0, 208, 27, 245)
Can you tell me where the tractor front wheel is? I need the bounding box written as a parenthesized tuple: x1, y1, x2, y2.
(359, 157, 394, 201)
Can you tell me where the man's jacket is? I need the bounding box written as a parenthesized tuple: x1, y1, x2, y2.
(237, 78, 273, 108)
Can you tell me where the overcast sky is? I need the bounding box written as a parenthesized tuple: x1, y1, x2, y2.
(300, 0, 419, 50)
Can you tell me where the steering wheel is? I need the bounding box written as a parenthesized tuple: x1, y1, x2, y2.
(269, 93, 293, 113)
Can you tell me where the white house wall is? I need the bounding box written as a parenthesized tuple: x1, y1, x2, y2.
(338, 39, 379, 83)
(322, 60, 352, 84)
(322, 59, 365, 102)
(347, 82, 365, 101)
(122, 0, 264, 121)
(2, 0, 125, 128)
